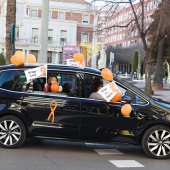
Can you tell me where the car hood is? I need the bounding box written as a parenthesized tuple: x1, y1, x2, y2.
(153, 98, 170, 110)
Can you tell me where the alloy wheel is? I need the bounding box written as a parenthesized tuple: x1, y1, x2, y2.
(147, 129, 170, 157)
(0, 119, 21, 146)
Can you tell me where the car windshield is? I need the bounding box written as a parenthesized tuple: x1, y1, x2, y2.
(115, 76, 155, 101)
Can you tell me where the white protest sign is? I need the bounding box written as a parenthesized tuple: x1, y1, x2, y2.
(24, 64, 47, 84)
(67, 59, 79, 67)
(98, 81, 121, 102)
(67, 58, 85, 68)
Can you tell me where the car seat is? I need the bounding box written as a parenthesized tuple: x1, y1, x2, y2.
(22, 80, 42, 92)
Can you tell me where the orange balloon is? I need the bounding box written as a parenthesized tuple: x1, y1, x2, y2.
(27, 54, 36, 63)
(10, 55, 24, 66)
(111, 92, 122, 102)
(73, 53, 84, 62)
(121, 104, 132, 116)
(51, 82, 59, 92)
(101, 68, 113, 81)
(15, 51, 25, 63)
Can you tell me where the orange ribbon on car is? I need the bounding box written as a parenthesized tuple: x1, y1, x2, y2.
(48, 100, 58, 123)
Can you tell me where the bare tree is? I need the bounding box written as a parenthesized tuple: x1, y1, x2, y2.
(92, 0, 161, 95)
(6, 0, 16, 64)
(150, 0, 170, 89)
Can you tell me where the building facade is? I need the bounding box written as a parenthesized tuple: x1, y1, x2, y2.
(96, 0, 162, 73)
(0, 0, 95, 64)
(98, 0, 161, 48)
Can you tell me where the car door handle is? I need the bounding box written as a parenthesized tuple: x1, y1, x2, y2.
(83, 106, 94, 112)
(66, 104, 78, 110)
(67, 106, 75, 110)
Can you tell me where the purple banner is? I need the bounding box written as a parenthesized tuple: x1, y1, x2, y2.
(62, 46, 80, 65)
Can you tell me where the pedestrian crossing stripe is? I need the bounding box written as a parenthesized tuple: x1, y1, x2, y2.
(109, 160, 145, 168)
(94, 149, 123, 155)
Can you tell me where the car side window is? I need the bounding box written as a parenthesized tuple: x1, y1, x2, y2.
(46, 71, 78, 97)
(0, 70, 25, 92)
(125, 90, 147, 105)
(83, 74, 103, 98)
(135, 94, 147, 105)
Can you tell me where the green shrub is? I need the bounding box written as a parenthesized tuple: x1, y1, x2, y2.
(132, 50, 140, 74)
(0, 52, 6, 65)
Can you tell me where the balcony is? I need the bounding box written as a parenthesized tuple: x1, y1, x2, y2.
(0, 38, 75, 51)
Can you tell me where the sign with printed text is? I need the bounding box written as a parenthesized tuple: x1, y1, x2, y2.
(62, 46, 80, 65)
(67, 59, 79, 67)
(24, 64, 47, 84)
(67, 59, 85, 68)
(98, 81, 121, 102)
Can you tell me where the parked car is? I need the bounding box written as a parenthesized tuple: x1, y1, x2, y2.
(0, 64, 170, 159)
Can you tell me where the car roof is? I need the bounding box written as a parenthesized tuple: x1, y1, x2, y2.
(0, 63, 101, 75)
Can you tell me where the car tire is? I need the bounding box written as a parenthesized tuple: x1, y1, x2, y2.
(142, 125, 170, 159)
(0, 115, 26, 148)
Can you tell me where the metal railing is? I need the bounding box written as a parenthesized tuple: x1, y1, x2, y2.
(0, 38, 75, 47)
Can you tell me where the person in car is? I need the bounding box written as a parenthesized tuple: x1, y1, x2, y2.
(62, 83, 76, 97)
(62, 83, 72, 93)
(89, 81, 105, 100)
(44, 76, 62, 92)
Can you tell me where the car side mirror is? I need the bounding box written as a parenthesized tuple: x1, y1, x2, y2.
(121, 95, 131, 104)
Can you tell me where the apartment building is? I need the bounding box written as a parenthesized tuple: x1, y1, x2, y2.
(96, 0, 162, 73)
(0, 0, 95, 64)
(97, 0, 161, 48)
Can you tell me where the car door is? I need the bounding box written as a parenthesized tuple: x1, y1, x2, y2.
(22, 70, 81, 140)
(79, 74, 141, 142)
(79, 98, 141, 142)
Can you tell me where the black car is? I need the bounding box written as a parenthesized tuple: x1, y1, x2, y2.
(0, 64, 170, 159)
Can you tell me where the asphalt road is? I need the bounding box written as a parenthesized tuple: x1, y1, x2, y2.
(0, 139, 169, 170)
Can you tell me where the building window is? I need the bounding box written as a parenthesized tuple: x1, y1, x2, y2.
(30, 50, 38, 61)
(47, 52, 52, 63)
(81, 33, 89, 43)
(15, 26, 19, 42)
(58, 12, 65, 20)
(49, 11, 52, 19)
(48, 29, 53, 44)
(82, 14, 89, 23)
(60, 30, 67, 45)
(101, 37, 105, 42)
(32, 28, 39, 43)
(29, 9, 38, 17)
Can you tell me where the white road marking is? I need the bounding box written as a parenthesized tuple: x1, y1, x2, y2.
(94, 149, 123, 155)
(109, 160, 145, 168)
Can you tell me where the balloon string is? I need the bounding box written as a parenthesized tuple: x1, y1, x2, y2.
(110, 83, 119, 93)
(79, 60, 83, 67)
(48, 100, 58, 123)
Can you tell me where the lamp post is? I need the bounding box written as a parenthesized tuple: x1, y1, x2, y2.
(54, 49, 59, 64)
(39, 0, 49, 63)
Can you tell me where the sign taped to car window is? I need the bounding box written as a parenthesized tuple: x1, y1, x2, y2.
(98, 81, 121, 102)
(24, 64, 47, 84)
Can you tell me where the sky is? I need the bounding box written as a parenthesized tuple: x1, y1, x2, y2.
(85, 0, 132, 6)
(85, 0, 105, 6)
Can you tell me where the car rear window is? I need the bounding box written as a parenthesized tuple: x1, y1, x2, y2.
(0, 70, 25, 91)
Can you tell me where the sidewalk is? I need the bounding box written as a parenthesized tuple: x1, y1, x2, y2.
(129, 79, 170, 101)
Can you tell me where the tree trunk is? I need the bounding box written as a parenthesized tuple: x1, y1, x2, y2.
(152, 37, 164, 90)
(5, 0, 16, 64)
(144, 52, 154, 95)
